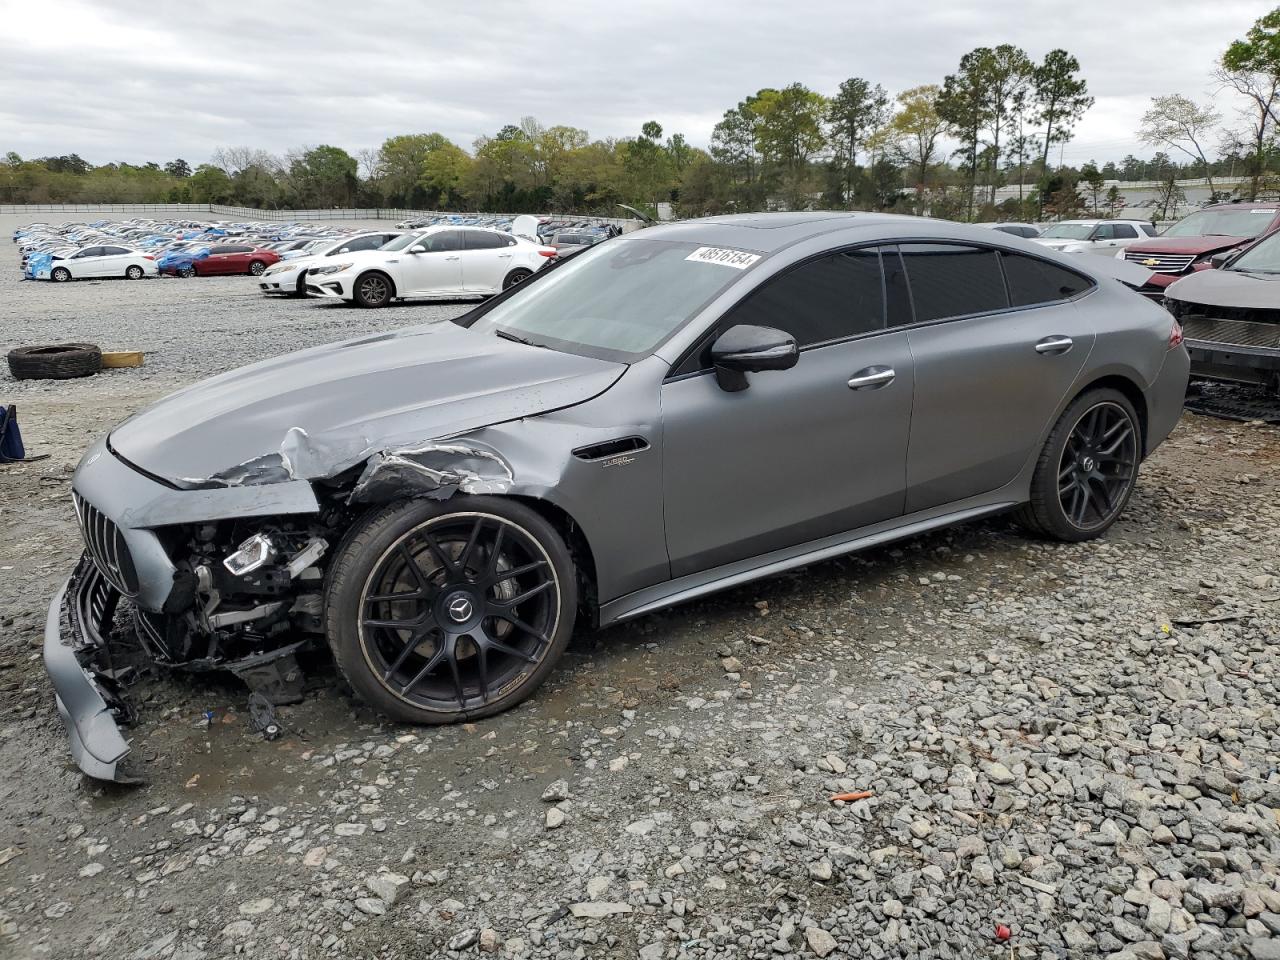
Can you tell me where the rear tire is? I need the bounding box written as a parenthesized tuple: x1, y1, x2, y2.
(248, 260, 266, 276)
(50, 267, 71, 282)
(125, 265, 144, 280)
(325, 496, 577, 724)
(353, 271, 393, 308)
(1017, 388, 1141, 542)
(503, 268, 533, 290)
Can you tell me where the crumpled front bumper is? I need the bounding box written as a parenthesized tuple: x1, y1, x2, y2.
(43, 561, 134, 782)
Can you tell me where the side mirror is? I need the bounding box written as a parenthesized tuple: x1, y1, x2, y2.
(409, 245, 427, 254)
(1209, 251, 1233, 269)
(337, 247, 349, 254)
(710, 324, 798, 392)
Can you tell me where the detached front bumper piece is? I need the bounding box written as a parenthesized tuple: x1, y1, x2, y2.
(44, 559, 135, 782)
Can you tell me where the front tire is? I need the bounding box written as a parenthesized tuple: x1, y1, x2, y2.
(50, 267, 71, 282)
(325, 497, 577, 723)
(503, 268, 533, 290)
(353, 271, 393, 307)
(179, 265, 197, 278)
(1018, 388, 1141, 542)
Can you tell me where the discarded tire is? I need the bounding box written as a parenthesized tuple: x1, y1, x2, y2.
(7, 343, 103, 380)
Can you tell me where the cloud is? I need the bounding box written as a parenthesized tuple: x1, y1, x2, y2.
(0, 0, 1270, 165)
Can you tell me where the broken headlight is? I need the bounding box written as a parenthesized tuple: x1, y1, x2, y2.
(223, 533, 277, 576)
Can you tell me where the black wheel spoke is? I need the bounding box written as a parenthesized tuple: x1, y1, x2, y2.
(384, 628, 433, 680)
(1098, 425, 1133, 458)
(488, 559, 548, 585)
(487, 607, 550, 644)
(496, 579, 554, 608)
(1056, 401, 1139, 531)
(458, 518, 485, 574)
(359, 513, 560, 711)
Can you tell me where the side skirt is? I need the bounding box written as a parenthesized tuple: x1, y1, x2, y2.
(599, 499, 1018, 626)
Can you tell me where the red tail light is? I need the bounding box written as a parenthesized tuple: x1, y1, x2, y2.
(143, 255, 155, 260)
(1168, 319, 1184, 350)
(537, 248, 557, 258)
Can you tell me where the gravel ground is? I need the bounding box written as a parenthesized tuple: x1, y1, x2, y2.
(2, 212, 1279, 960)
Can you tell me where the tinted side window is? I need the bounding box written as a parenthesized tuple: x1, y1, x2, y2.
(899, 243, 1008, 322)
(1140, 223, 1158, 236)
(465, 230, 508, 250)
(209, 245, 233, 254)
(1111, 223, 1138, 239)
(423, 231, 461, 252)
(343, 235, 383, 252)
(76, 247, 103, 258)
(101, 246, 128, 255)
(1000, 252, 1093, 307)
(721, 248, 885, 348)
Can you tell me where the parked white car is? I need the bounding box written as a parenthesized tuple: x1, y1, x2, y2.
(39, 245, 158, 281)
(1032, 219, 1157, 256)
(258, 231, 404, 297)
(306, 226, 557, 307)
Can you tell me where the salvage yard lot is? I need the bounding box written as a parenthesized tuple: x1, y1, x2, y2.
(2, 215, 1280, 960)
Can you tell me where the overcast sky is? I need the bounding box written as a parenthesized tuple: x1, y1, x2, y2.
(0, 0, 1272, 168)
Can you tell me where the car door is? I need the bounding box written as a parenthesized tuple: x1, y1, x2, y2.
(1102, 222, 1140, 254)
(398, 231, 464, 296)
(200, 245, 231, 275)
(661, 247, 915, 578)
(97, 245, 131, 276)
(897, 243, 1097, 513)
(459, 230, 515, 293)
(68, 247, 103, 277)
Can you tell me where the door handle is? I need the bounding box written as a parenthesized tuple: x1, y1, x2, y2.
(445, 256, 460, 261)
(1035, 335, 1073, 355)
(848, 366, 895, 390)
(498, 253, 512, 258)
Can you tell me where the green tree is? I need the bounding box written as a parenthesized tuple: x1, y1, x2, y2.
(982, 45, 1035, 204)
(1079, 162, 1105, 213)
(164, 158, 191, 178)
(751, 83, 827, 209)
(710, 102, 762, 206)
(376, 133, 454, 205)
(289, 145, 357, 207)
(826, 77, 889, 205)
(1034, 50, 1093, 173)
(1219, 7, 1280, 198)
(188, 164, 234, 203)
(419, 140, 471, 208)
(886, 85, 945, 211)
(937, 49, 990, 220)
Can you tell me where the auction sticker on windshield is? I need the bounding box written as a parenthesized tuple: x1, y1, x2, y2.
(685, 247, 761, 269)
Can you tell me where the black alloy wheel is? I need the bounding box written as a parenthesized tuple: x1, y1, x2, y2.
(326, 498, 576, 723)
(1018, 388, 1141, 542)
(1057, 401, 1138, 532)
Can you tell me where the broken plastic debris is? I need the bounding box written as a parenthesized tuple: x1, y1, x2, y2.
(994, 923, 1011, 942)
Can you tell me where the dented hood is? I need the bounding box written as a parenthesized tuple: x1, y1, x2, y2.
(1127, 235, 1246, 257)
(109, 321, 625, 486)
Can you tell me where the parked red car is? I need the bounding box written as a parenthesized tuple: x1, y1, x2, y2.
(161, 243, 281, 277)
(1121, 201, 1280, 298)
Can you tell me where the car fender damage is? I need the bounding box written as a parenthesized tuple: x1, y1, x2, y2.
(49, 429, 530, 782)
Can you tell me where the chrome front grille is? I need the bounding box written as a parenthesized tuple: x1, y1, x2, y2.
(73, 492, 139, 596)
(1125, 251, 1196, 274)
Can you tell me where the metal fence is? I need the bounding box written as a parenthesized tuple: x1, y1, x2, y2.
(0, 202, 636, 229)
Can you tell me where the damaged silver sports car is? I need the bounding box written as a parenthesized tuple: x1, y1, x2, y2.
(46, 212, 1190, 780)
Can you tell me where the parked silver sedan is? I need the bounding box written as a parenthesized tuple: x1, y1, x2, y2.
(46, 212, 1189, 780)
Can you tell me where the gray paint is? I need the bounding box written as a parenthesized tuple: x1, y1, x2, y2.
(46, 212, 1191, 781)
(1166, 267, 1280, 310)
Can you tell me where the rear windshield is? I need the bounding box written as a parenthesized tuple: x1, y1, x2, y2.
(1163, 208, 1277, 239)
(468, 238, 759, 361)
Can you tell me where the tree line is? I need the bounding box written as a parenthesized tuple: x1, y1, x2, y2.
(4, 8, 1280, 221)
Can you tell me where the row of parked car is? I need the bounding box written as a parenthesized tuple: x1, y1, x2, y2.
(11, 214, 621, 284)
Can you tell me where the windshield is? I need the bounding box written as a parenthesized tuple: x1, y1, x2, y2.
(469, 238, 759, 361)
(1228, 232, 1280, 273)
(1040, 223, 1093, 240)
(379, 232, 427, 252)
(1164, 208, 1276, 239)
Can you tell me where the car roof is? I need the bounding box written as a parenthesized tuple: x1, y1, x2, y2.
(637, 212, 934, 253)
(1201, 201, 1280, 210)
